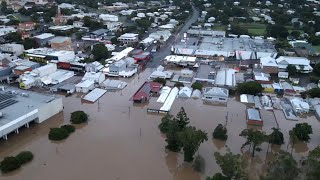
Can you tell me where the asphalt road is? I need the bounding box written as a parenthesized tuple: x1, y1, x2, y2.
(147, 5, 200, 68)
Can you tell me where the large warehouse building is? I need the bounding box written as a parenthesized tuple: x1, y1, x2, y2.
(0, 87, 63, 140)
(172, 36, 277, 60)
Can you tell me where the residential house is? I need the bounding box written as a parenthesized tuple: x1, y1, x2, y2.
(202, 87, 229, 103)
(260, 56, 278, 74)
(276, 56, 313, 73)
(82, 72, 105, 84)
(117, 33, 139, 45)
(178, 86, 192, 98)
(0, 43, 24, 55)
(18, 22, 37, 32)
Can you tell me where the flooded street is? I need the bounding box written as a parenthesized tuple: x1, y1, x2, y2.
(0, 68, 320, 180)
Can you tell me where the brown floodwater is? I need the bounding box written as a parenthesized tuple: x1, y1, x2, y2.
(0, 68, 320, 180)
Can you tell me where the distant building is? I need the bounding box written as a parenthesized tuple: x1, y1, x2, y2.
(117, 33, 139, 45)
(24, 48, 75, 64)
(48, 36, 72, 51)
(18, 22, 37, 32)
(260, 56, 278, 74)
(202, 87, 229, 103)
(0, 43, 24, 55)
(276, 56, 313, 73)
(34, 33, 55, 46)
(0, 26, 16, 37)
(132, 82, 161, 103)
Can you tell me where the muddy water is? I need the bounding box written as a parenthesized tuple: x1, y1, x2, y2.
(0, 68, 320, 180)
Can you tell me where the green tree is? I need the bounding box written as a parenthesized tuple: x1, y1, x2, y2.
(15, 151, 33, 165)
(268, 128, 284, 145)
(240, 129, 267, 157)
(22, 38, 39, 50)
(60, 125, 75, 134)
(174, 82, 184, 88)
(0, 156, 21, 173)
(158, 114, 174, 133)
(313, 63, 320, 76)
(153, 77, 166, 86)
(213, 151, 248, 180)
(212, 124, 228, 140)
(237, 82, 263, 95)
(175, 107, 190, 131)
(302, 146, 320, 180)
(191, 82, 203, 91)
(178, 126, 208, 162)
(111, 37, 119, 45)
(308, 88, 320, 98)
(290, 30, 301, 39)
(266, 25, 289, 39)
(286, 64, 297, 76)
(5, 32, 22, 43)
(165, 120, 182, 152)
(292, 123, 313, 142)
(206, 173, 229, 180)
(70, 111, 88, 124)
(91, 43, 110, 61)
(262, 151, 299, 180)
(48, 128, 69, 140)
(288, 130, 298, 155)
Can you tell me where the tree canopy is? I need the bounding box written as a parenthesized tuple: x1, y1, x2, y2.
(237, 82, 263, 95)
(70, 111, 88, 124)
(292, 123, 313, 142)
(212, 124, 228, 141)
(286, 64, 297, 77)
(268, 128, 284, 145)
(240, 129, 267, 157)
(91, 43, 110, 61)
(302, 146, 320, 180)
(262, 151, 299, 180)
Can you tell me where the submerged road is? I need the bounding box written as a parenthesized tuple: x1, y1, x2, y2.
(147, 5, 200, 68)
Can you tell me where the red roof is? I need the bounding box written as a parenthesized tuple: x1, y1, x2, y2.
(132, 82, 161, 101)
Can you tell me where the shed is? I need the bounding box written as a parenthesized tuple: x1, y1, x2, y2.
(75, 80, 95, 93)
(247, 108, 263, 126)
(178, 86, 192, 98)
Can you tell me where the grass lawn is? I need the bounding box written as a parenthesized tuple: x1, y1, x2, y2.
(313, 45, 320, 52)
(212, 26, 226, 31)
(248, 28, 265, 36)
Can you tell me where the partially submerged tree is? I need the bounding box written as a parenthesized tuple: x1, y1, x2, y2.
(292, 123, 313, 142)
(158, 114, 174, 133)
(212, 124, 228, 140)
(174, 82, 184, 88)
(213, 152, 248, 180)
(240, 129, 267, 157)
(191, 82, 203, 91)
(178, 126, 208, 162)
(70, 111, 88, 124)
(192, 154, 205, 173)
(262, 151, 299, 180)
(175, 107, 190, 131)
(48, 128, 69, 141)
(153, 77, 166, 86)
(302, 146, 320, 180)
(206, 173, 229, 180)
(15, 151, 33, 165)
(0, 157, 21, 173)
(268, 128, 284, 145)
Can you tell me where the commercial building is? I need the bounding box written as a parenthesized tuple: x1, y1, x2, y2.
(172, 37, 277, 60)
(132, 82, 161, 103)
(0, 43, 24, 55)
(164, 55, 197, 66)
(0, 86, 63, 140)
(99, 14, 119, 22)
(24, 48, 75, 64)
(34, 33, 55, 46)
(215, 69, 237, 88)
(117, 33, 139, 44)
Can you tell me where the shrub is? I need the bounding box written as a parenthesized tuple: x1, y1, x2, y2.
(61, 125, 75, 133)
(0, 157, 21, 173)
(48, 128, 69, 141)
(191, 82, 203, 91)
(174, 82, 184, 88)
(212, 124, 228, 140)
(15, 151, 33, 165)
(308, 88, 320, 98)
(70, 111, 88, 124)
(153, 77, 166, 86)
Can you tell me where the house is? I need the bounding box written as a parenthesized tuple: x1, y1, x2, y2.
(260, 56, 278, 74)
(253, 72, 271, 83)
(215, 69, 237, 87)
(280, 81, 295, 94)
(290, 98, 310, 113)
(82, 72, 105, 84)
(18, 22, 37, 31)
(85, 29, 109, 40)
(101, 79, 127, 90)
(202, 87, 229, 103)
(247, 108, 263, 126)
(73, 21, 84, 28)
(108, 60, 126, 76)
(278, 72, 289, 79)
(48, 36, 72, 51)
(117, 33, 139, 45)
(0, 26, 16, 37)
(276, 56, 313, 73)
(75, 79, 95, 93)
(132, 82, 161, 103)
(180, 69, 193, 78)
(34, 33, 55, 46)
(99, 14, 119, 22)
(191, 89, 201, 99)
(178, 86, 192, 98)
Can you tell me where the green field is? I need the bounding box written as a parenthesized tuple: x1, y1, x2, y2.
(313, 45, 320, 52)
(239, 23, 266, 36)
(212, 26, 226, 31)
(248, 28, 265, 36)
